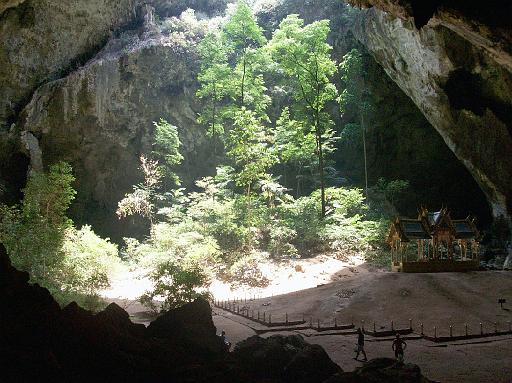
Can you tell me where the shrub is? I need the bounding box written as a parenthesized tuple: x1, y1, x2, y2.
(140, 259, 211, 312)
(226, 251, 269, 288)
(266, 221, 298, 258)
(59, 225, 120, 297)
(0, 162, 75, 289)
(277, 194, 324, 253)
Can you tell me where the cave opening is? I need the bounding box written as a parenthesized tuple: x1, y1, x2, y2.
(1, 1, 511, 382)
(0, 151, 30, 205)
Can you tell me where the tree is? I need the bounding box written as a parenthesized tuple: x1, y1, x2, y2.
(339, 48, 373, 199)
(196, 1, 270, 153)
(275, 108, 315, 196)
(118, 119, 183, 227)
(268, 15, 338, 217)
(196, 32, 231, 151)
(226, 108, 277, 196)
(139, 259, 211, 312)
(117, 155, 162, 227)
(222, 0, 269, 113)
(0, 161, 76, 287)
(152, 118, 183, 188)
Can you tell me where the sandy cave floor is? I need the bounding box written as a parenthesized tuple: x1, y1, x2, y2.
(103, 257, 512, 383)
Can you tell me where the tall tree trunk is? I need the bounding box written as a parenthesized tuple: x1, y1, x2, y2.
(241, 49, 246, 107)
(212, 88, 217, 155)
(361, 113, 369, 200)
(316, 111, 326, 218)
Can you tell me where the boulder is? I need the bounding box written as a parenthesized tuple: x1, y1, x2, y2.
(234, 334, 342, 382)
(147, 298, 224, 359)
(95, 302, 145, 338)
(284, 344, 343, 383)
(323, 358, 432, 383)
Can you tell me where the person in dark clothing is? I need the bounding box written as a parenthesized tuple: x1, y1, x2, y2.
(392, 333, 407, 362)
(220, 330, 231, 352)
(354, 328, 368, 361)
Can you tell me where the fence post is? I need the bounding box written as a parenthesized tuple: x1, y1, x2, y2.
(391, 320, 394, 331)
(449, 325, 453, 338)
(310, 317, 313, 327)
(434, 326, 437, 339)
(258, 311, 260, 320)
(335, 318, 338, 329)
(495, 322, 498, 333)
(302, 313, 305, 322)
(420, 323, 424, 336)
(285, 313, 288, 324)
(269, 314, 272, 324)
(480, 322, 483, 335)
(373, 322, 376, 333)
(409, 319, 412, 330)
(465, 324, 468, 336)
(263, 312, 266, 322)
(318, 319, 321, 330)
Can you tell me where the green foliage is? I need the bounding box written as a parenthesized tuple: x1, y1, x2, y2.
(197, 32, 231, 141)
(117, 155, 162, 226)
(374, 178, 410, 207)
(226, 251, 270, 288)
(268, 15, 338, 113)
(277, 194, 323, 253)
(275, 108, 315, 167)
(222, 0, 269, 112)
(0, 163, 119, 310)
(197, 0, 270, 147)
(58, 226, 120, 301)
(0, 162, 76, 287)
(140, 259, 211, 312)
(227, 108, 277, 193)
(339, 48, 375, 197)
(153, 119, 183, 186)
(266, 221, 298, 258)
(268, 14, 339, 216)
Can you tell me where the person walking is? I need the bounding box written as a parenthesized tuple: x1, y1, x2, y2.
(392, 333, 407, 362)
(354, 328, 368, 361)
(220, 330, 231, 352)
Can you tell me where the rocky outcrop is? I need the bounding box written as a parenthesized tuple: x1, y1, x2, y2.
(233, 334, 342, 382)
(325, 357, 433, 383)
(147, 297, 225, 358)
(336, 51, 492, 223)
(0, 0, 137, 212)
(15, 7, 215, 239)
(4, 243, 407, 383)
(0, 0, 136, 131)
(0, 0, 25, 15)
(348, 1, 512, 226)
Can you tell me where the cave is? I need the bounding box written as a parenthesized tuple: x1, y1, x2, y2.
(1, 1, 511, 382)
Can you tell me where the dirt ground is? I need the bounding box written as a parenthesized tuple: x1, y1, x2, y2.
(107, 262, 512, 382)
(209, 266, 512, 383)
(212, 309, 512, 383)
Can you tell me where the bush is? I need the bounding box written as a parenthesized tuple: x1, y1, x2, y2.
(140, 259, 211, 312)
(226, 251, 270, 288)
(59, 226, 120, 297)
(266, 220, 298, 258)
(277, 194, 323, 253)
(0, 162, 75, 290)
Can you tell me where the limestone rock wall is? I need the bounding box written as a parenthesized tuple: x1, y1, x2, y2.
(16, 7, 214, 240)
(349, 4, 512, 222)
(0, 0, 137, 131)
